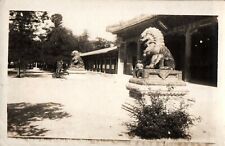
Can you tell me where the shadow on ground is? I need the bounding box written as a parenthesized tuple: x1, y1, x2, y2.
(7, 102, 71, 136)
(8, 70, 51, 78)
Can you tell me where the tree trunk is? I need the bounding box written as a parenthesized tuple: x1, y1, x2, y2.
(55, 60, 63, 78)
(17, 59, 21, 78)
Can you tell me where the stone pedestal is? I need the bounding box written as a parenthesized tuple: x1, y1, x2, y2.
(66, 65, 87, 79)
(67, 67, 87, 74)
(126, 69, 188, 99)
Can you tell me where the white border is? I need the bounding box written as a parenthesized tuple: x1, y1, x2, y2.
(0, 0, 225, 146)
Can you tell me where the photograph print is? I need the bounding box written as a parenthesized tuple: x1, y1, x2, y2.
(7, 1, 219, 145)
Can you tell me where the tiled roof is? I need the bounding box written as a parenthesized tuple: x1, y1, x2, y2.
(80, 46, 117, 57)
(106, 14, 156, 33)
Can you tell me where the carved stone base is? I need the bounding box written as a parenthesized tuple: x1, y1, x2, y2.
(65, 68, 87, 80)
(126, 69, 188, 99)
(67, 67, 87, 74)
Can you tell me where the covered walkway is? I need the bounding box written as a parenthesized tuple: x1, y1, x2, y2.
(81, 47, 118, 74)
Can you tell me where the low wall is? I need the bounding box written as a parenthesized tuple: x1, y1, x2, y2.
(5, 137, 215, 146)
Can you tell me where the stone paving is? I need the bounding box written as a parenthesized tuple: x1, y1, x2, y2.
(7, 69, 222, 142)
(7, 70, 134, 139)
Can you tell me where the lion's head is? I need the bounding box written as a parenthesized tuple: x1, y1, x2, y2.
(140, 27, 165, 55)
(71, 50, 82, 64)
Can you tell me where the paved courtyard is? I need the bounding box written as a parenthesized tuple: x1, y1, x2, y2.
(7, 69, 222, 142)
(7, 70, 134, 139)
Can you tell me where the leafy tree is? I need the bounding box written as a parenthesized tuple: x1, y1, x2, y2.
(92, 37, 112, 50)
(50, 13, 62, 27)
(43, 13, 79, 72)
(77, 32, 113, 52)
(8, 11, 49, 77)
(77, 30, 93, 52)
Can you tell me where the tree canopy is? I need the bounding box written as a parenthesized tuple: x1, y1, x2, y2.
(77, 30, 113, 52)
(8, 11, 114, 75)
(42, 13, 79, 68)
(8, 11, 50, 76)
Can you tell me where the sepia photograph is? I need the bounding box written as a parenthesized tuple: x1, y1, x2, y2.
(1, 0, 225, 146)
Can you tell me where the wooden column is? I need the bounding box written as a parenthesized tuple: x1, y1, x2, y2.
(184, 27, 192, 82)
(96, 59, 99, 72)
(117, 37, 126, 75)
(137, 39, 141, 60)
(109, 56, 112, 74)
(115, 57, 118, 74)
(104, 57, 106, 73)
(95, 59, 97, 71)
(100, 57, 103, 72)
(96, 59, 97, 72)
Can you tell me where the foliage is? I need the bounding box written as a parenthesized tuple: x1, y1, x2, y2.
(92, 37, 112, 50)
(122, 95, 199, 139)
(8, 11, 113, 74)
(8, 11, 51, 77)
(78, 31, 113, 52)
(77, 30, 93, 52)
(42, 13, 79, 71)
(43, 27, 78, 65)
(51, 14, 62, 27)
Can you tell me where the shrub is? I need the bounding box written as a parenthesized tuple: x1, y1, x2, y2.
(122, 94, 199, 139)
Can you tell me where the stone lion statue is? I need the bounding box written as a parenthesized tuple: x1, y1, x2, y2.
(140, 27, 175, 70)
(70, 50, 84, 68)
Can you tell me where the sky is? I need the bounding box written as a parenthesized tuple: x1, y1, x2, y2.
(4, 0, 172, 41)
(3, 0, 223, 41)
(47, 1, 156, 41)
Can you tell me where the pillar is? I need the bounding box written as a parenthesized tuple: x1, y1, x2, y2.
(184, 27, 192, 81)
(137, 38, 141, 60)
(117, 37, 126, 75)
(109, 56, 112, 74)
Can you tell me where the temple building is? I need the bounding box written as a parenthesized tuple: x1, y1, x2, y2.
(82, 15, 218, 86)
(81, 46, 118, 74)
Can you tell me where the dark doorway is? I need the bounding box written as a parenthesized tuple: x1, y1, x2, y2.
(125, 42, 137, 75)
(190, 23, 218, 86)
(165, 34, 185, 72)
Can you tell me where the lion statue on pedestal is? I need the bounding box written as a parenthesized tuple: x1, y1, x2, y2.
(140, 27, 175, 70)
(70, 50, 84, 68)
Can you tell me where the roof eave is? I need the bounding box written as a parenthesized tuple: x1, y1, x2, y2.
(80, 46, 118, 57)
(106, 15, 157, 34)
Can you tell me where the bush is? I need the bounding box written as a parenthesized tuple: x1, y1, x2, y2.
(122, 94, 199, 139)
